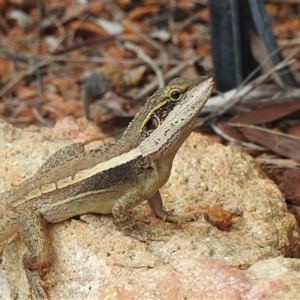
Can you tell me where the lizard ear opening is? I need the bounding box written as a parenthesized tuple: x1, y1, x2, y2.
(139, 114, 160, 142)
(145, 114, 160, 131)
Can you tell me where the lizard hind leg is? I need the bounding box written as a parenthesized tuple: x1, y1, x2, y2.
(17, 206, 51, 300)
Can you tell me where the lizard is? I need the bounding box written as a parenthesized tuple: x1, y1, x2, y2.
(0, 76, 214, 299)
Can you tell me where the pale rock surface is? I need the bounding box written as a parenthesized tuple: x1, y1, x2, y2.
(0, 118, 299, 300)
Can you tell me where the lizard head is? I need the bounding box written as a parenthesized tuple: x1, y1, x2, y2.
(123, 76, 214, 157)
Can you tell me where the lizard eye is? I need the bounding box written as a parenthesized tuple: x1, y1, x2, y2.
(170, 90, 182, 101)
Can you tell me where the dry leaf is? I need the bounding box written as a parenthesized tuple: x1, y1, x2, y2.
(0, 0, 6, 13)
(14, 106, 47, 124)
(232, 124, 300, 161)
(105, 44, 126, 59)
(217, 123, 247, 142)
(9, 0, 37, 9)
(0, 58, 11, 77)
(288, 206, 300, 226)
(229, 98, 300, 125)
(121, 20, 152, 33)
(8, 9, 33, 31)
(89, 17, 122, 35)
(51, 78, 76, 93)
(127, 6, 158, 21)
(59, 3, 103, 24)
(287, 125, 300, 137)
(271, 168, 300, 206)
(124, 66, 147, 86)
(16, 87, 37, 101)
(46, 98, 82, 120)
(68, 20, 108, 36)
(199, 8, 210, 22)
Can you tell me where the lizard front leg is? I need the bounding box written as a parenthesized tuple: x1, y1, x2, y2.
(17, 206, 50, 300)
(147, 191, 196, 223)
(112, 193, 167, 242)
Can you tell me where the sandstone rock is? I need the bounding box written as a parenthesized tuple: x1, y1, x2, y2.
(161, 132, 300, 265)
(0, 118, 299, 299)
(103, 257, 300, 300)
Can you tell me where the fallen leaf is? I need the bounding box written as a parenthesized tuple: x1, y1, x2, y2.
(8, 9, 33, 31)
(127, 6, 158, 21)
(287, 125, 300, 137)
(105, 44, 126, 59)
(62, 99, 83, 119)
(0, 58, 11, 77)
(51, 78, 76, 93)
(232, 124, 300, 161)
(217, 123, 247, 142)
(271, 168, 300, 206)
(229, 98, 300, 125)
(0, 0, 6, 13)
(9, 0, 36, 9)
(68, 20, 108, 36)
(46, 98, 83, 119)
(14, 106, 47, 124)
(59, 2, 103, 24)
(288, 206, 300, 226)
(199, 8, 210, 22)
(121, 20, 152, 33)
(256, 156, 300, 168)
(89, 17, 123, 35)
(16, 87, 37, 100)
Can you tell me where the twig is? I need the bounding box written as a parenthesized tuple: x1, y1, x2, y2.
(105, 2, 169, 70)
(0, 46, 190, 66)
(0, 20, 67, 99)
(32, 107, 53, 126)
(66, 6, 96, 49)
(0, 60, 51, 98)
(279, 38, 300, 47)
(124, 41, 164, 88)
(256, 157, 300, 168)
(200, 55, 296, 126)
(205, 83, 300, 112)
(210, 123, 266, 150)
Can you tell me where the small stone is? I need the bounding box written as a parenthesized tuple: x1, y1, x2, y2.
(204, 204, 233, 231)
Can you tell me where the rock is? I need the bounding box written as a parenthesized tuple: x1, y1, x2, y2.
(103, 257, 300, 300)
(0, 118, 299, 299)
(161, 133, 300, 265)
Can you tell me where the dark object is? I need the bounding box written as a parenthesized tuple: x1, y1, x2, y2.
(81, 71, 111, 119)
(208, 0, 298, 92)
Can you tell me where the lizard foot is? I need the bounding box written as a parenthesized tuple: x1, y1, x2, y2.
(123, 223, 170, 242)
(158, 210, 197, 225)
(25, 268, 49, 300)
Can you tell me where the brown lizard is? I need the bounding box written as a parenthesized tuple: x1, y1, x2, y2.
(0, 76, 214, 299)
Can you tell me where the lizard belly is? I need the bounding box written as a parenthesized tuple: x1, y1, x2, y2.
(39, 188, 125, 223)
